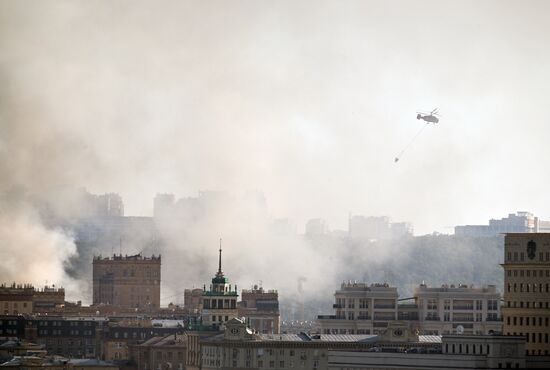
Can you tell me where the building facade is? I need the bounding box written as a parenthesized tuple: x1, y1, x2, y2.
(315, 282, 398, 335)
(0, 284, 65, 315)
(0, 283, 34, 315)
(92, 254, 161, 309)
(502, 233, 550, 356)
(412, 283, 502, 335)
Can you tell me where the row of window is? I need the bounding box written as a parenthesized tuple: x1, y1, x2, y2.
(0, 320, 18, 325)
(38, 329, 93, 336)
(38, 320, 93, 327)
(445, 343, 490, 355)
(506, 251, 550, 262)
(507, 269, 549, 278)
(2, 302, 28, 308)
(505, 316, 549, 327)
(505, 331, 549, 345)
(336, 298, 372, 309)
(203, 298, 237, 309)
(506, 300, 549, 309)
(203, 358, 312, 369)
(506, 282, 549, 293)
(426, 299, 499, 311)
(323, 329, 372, 334)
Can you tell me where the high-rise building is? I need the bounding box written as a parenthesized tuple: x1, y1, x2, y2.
(502, 233, 550, 356)
(92, 254, 161, 309)
(201, 244, 238, 328)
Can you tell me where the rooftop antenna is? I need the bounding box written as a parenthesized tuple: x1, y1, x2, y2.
(119, 237, 122, 256)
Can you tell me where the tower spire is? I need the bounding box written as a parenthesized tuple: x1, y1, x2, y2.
(217, 238, 223, 276)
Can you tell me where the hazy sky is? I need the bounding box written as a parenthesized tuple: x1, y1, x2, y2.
(1, 0, 550, 235)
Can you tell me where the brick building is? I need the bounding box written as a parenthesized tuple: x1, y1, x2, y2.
(92, 254, 161, 309)
(239, 285, 280, 334)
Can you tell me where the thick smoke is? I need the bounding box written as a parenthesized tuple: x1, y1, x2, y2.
(0, 198, 80, 297)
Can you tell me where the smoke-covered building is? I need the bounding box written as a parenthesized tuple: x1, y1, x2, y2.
(305, 218, 329, 236)
(92, 254, 161, 309)
(348, 215, 413, 240)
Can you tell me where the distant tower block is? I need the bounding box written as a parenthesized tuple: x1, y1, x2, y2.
(92, 253, 161, 309)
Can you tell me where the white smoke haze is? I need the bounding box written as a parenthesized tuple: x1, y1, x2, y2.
(0, 1, 548, 315)
(0, 205, 79, 296)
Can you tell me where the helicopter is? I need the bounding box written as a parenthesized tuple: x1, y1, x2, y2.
(416, 108, 440, 124)
(394, 108, 442, 163)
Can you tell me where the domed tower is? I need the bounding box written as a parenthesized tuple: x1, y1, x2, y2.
(201, 239, 239, 328)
